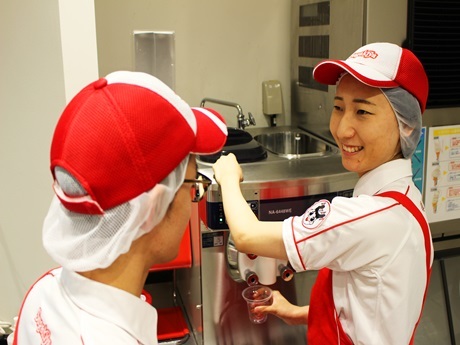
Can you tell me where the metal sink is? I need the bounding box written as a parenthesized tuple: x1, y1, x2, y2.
(254, 130, 338, 159)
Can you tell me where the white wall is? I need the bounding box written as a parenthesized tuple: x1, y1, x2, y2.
(94, 0, 292, 127)
(0, 0, 98, 323)
(366, 0, 407, 44)
(58, 0, 99, 102)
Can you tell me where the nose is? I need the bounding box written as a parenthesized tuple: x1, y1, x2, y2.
(333, 112, 355, 140)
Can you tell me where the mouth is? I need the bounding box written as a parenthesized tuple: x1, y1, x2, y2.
(342, 144, 363, 153)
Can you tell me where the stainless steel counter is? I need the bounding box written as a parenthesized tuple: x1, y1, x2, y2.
(198, 126, 358, 201)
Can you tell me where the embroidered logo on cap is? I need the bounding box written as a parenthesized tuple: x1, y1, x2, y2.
(350, 49, 378, 59)
(302, 199, 331, 229)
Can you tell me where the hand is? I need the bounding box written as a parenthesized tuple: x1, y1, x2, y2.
(212, 153, 243, 185)
(255, 290, 309, 326)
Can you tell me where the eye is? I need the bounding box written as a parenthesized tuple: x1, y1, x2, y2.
(333, 105, 343, 112)
(357, 109, 372, 115)
(183, 173, 212, 202)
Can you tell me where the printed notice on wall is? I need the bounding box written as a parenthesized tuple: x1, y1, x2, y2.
(425, 125, 460, 223)
(411, 127, 426, 194)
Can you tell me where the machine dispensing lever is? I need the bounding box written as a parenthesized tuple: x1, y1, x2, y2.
(279, 264, 294, 282)
(245, 270, 259, 286)
(200, 98, 256, 130)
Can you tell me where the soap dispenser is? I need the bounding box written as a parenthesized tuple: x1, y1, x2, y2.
(262, 80, 283, 127)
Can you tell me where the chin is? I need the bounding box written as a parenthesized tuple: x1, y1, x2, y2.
(342, 161, 368, 176)
(341, 158, 358, 172)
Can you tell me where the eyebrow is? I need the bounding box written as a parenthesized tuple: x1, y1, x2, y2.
(334, 96, 377, 106)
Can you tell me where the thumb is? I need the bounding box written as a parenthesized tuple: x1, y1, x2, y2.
(254, 304, 271, 313)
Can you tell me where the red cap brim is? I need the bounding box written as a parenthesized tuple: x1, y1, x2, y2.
(191, 107, 228, 155)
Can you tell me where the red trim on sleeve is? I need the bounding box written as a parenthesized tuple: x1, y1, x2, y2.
(291, 216, 307, 271)
(291, 201, 399, 270)
(297, 203, 397, 244)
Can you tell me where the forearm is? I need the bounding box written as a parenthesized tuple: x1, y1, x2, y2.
(219, 178, 259, 245)
(287, 305, 309, 325)
(219, 178, 287, 259)
(213, 153, 287, 259)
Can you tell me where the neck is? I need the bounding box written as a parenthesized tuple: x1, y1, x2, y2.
(393, 151, 404, 160)
(78, 242, 151, 297)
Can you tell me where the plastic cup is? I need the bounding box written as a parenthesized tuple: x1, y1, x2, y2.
(241, 285, 273, 324)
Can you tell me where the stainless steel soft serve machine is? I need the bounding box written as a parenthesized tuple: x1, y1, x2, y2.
(172, 124, 357, 345)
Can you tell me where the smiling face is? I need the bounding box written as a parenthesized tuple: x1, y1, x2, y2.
(330, 74, 402, 177)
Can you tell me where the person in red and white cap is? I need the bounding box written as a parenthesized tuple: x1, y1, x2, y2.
(213, 42, 433, 345)
(9, 71, 227, 345)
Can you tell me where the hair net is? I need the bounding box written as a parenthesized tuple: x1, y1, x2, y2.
(381, 87, 422, 158)
(43, 155, 189, 272)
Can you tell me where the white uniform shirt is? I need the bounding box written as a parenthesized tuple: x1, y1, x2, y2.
(283, 159, 433, 345)
(12, 267, 158, 345)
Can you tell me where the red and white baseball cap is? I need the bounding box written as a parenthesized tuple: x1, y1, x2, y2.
(50, 71, 227, 215)
(313, 42, 429, 112)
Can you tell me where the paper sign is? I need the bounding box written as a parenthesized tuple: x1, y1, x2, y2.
(425, 125, 460, 223)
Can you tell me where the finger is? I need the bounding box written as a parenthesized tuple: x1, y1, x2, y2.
(225, 152, 236, 161)
(254, 305, 269, 313)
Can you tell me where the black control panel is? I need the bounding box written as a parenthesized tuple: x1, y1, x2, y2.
(206, 189, 353, 229)
(206, 200, 259, 229)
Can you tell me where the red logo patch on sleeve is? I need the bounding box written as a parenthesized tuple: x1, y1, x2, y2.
(302, 199, 331, 229)
(35, 307, 52, 344)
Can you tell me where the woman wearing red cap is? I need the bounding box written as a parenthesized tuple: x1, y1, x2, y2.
(213, 42, 433, 345)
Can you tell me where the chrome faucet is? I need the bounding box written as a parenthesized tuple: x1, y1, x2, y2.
(200, 98, 256, 130)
